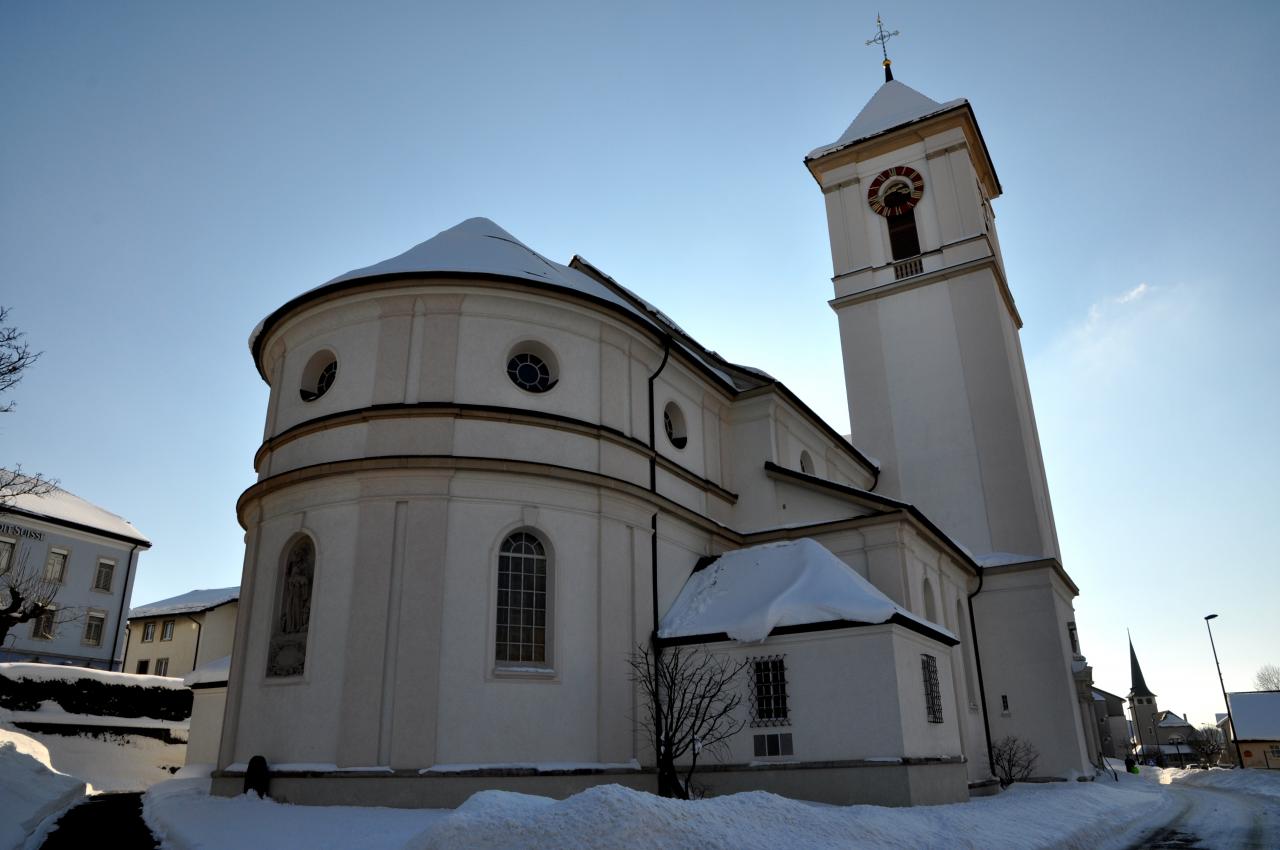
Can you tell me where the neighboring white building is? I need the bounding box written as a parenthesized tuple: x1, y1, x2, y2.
(123, 587, 239, 679)
(0, 478, 150, 670)
(212, 72, 1092, 807)
(1223, 691, 1280, 769)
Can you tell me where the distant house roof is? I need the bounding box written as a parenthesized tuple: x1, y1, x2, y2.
(0, 473, 150, 546)
(129, 587, 238, 619)
(1157, 711, 1191, 728)
(183, 654, 230, 688)
(1228, 691, 1280, 740)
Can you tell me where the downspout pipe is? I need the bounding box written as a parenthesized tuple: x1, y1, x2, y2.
(185, 612, 204, 673)
(109, 543, 140, 671)
(647, 336, 672, 783)
(966, 566, 995, 779)
(647, 335, 672, 634)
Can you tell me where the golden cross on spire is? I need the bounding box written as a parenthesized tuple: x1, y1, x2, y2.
(865, 14, 900, 82)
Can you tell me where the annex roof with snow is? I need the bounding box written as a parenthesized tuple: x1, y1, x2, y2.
(657, 538, 954, 645)
(129, 587, 238, 620)
(0, 472, 150, 546)
(1227, 691, 1280, 740)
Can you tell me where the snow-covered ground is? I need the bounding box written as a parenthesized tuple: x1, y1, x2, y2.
(0, 728, 86, 850)
(139, 768, 1275, 850)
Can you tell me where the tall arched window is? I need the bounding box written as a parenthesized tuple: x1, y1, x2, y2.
(957, 598, 977, 707)
(268, 536, 314, 678)
(495, 531, 549, 666)
(922, 576, 937, 624)
(887, 208, 921, 260)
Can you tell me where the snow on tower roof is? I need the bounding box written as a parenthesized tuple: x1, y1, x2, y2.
(129, 587, 238, 619)
(807, 80, 968, 160)
(1, 473, 150, 546)
(658, 538, 952, 645)
(1227, 691, 1280, 740)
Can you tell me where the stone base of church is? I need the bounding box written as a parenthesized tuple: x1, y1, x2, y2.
(210, 757, 968, 808)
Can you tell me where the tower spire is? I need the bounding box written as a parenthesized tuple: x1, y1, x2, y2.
(1128, 634, 1155, 699)
(865, 14, 900, 82)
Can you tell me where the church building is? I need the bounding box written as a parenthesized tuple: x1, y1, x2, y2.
(211, 66, 1095, 807)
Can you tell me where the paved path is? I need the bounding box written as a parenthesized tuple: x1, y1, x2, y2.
(1126, 783, 1278, 850)
(41, 792, 158, 850)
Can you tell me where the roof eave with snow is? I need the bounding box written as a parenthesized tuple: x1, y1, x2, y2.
(804, 81, 1002, 199)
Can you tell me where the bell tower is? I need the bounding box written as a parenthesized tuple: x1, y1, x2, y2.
(805, 71, 1059, 560)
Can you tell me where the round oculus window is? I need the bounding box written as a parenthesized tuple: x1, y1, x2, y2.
(507, 352, 556, 393)
(663, 402, 688, 450)
(300, 350, 338, 402)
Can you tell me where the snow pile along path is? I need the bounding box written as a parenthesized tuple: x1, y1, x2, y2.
(1157, 765, 1280, 799)
(143, 778, 451, 850)
(410, 780, 1174, 850)
(0, 728, 86, 850)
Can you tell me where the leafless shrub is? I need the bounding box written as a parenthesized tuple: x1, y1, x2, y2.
(989, 735, 1039, 787)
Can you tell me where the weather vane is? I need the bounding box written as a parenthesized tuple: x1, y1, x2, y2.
(865, 14, 900, 82)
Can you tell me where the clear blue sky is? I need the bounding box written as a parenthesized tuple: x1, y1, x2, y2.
(2, 2, 1276, 731)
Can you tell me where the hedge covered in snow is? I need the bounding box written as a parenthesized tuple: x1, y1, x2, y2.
(0, 663, 191, 721)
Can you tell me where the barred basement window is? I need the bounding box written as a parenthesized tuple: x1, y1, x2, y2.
(753, 732, 794, 758)
(495, 531, 549, 666)
(922, 654, 943, 723)
(750, 655, 789, 727)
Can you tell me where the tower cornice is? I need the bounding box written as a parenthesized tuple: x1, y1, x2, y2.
(806, 104, 1002, 201)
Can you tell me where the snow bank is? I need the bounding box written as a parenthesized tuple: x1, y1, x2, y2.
(183, 655, 230, 687)
(658, 538, 950, 644)
(1157, 765, 1280, 799)
(410, 780, 1173, 850)
(143, 778, 449, 850)
(0, 728, 85, 850)
(0, 662, 185, 690)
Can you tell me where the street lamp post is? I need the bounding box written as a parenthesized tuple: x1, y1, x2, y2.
(1204, 614, 1245, 768)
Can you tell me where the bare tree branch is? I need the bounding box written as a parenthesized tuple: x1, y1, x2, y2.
(0, 543, 79, 647)
(1254, 664, 1280, 691)
(629, 644, 748, 799)
(0, 306, 42, 413)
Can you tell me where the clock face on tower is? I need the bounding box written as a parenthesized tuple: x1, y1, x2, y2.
(867, 166, 925, 217)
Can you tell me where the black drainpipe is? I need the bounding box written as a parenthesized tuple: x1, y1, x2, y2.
(109, 543, 140, 671)
(647, 336, 672, 774)
(966, 566, 995, 779)
(647, 335, 672, 631)
(185, 612, 204, 673)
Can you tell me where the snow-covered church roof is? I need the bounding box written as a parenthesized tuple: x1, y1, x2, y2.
(1, 472, 150, 546)
(807, 80, 967, 161)
(129, 586, 239, 619)
(658, 538, 953, 645)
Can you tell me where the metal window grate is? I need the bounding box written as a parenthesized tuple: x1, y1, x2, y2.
(495, 532, 548, 664)
(922, 654, 943, 723)
(750, 655, 789, 727)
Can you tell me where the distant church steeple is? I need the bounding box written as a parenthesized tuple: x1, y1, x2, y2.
(1129, 636, 1156, 699)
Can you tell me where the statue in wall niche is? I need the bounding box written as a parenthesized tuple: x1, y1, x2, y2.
(281, 539, 313, 634)
(267, 537, 314, 677)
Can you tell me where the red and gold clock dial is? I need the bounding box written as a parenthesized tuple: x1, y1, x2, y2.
(867, 166, 925, 217)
